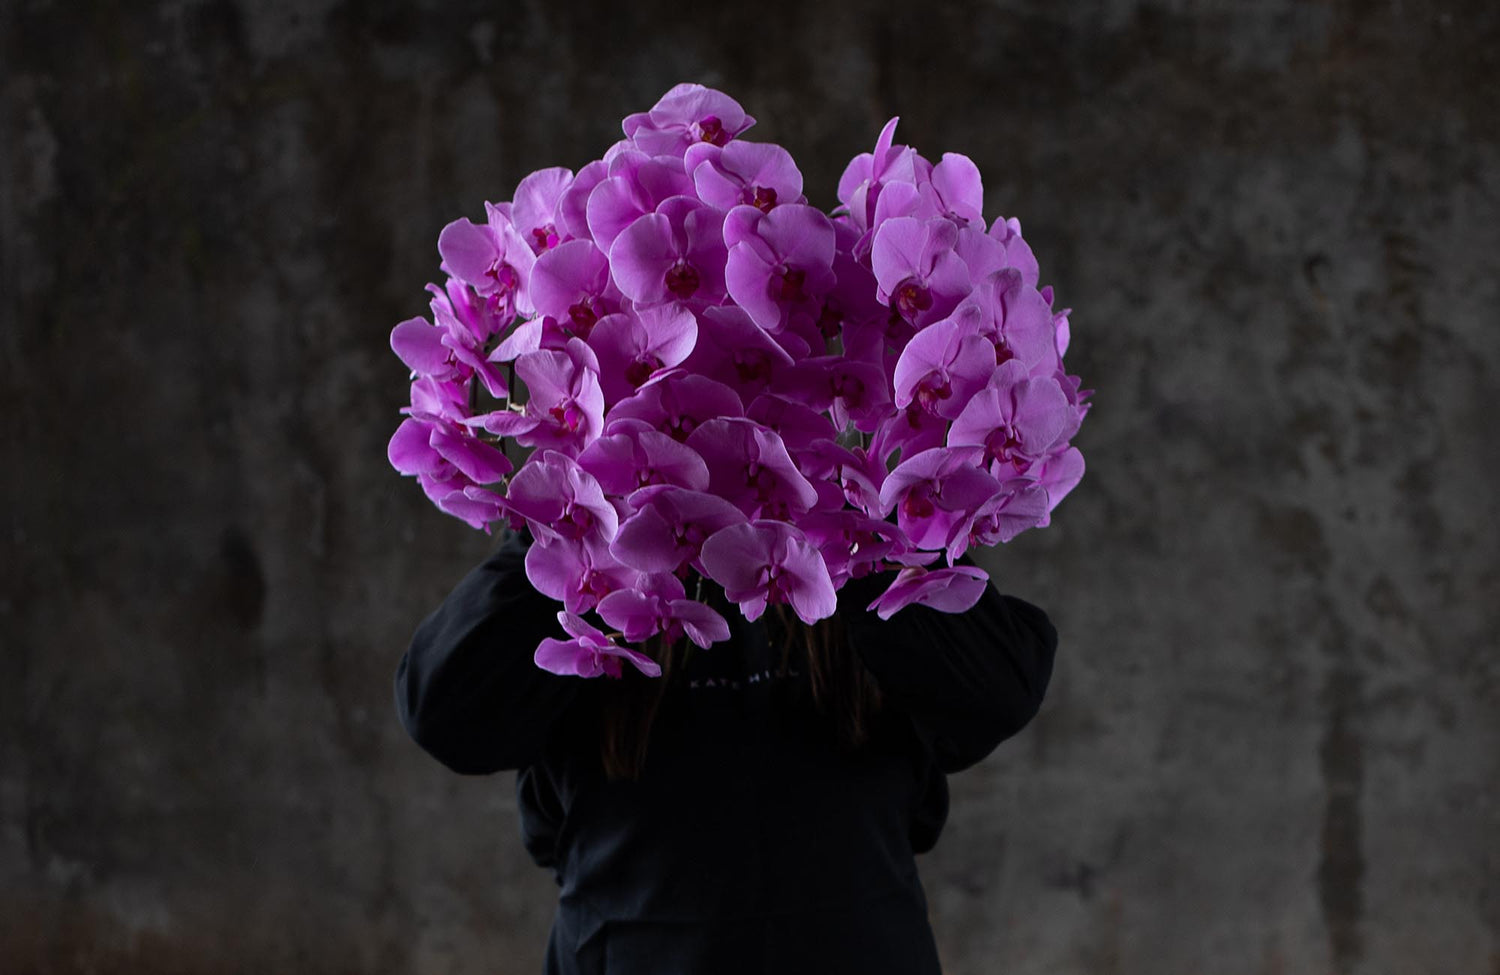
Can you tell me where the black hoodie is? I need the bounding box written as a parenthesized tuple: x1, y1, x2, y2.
(395, 531, 1057, 974)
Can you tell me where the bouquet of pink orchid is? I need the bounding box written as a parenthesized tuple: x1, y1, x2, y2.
(389, 84, 1088, 679)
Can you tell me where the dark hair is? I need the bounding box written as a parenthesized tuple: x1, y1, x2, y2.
(598, 605, 885, 781)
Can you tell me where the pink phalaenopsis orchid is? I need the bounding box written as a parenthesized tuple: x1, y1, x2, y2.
(512, 338, 606, 456)
(686, 139, 804, 213)
(610, 196, 728, 309)
(610, 484, 747, 574)
(505, 449, 618, 545)
(722, 203, 838, 334)
(892, 309, 998, 420)
(947, 359, 1074, 478)
(608, 372, 745, 442)
(528, 239, 618, 337)
(837, 117, 917, 235)
(623, 83, 756, 157)
(686, 417, 820, 522)
(870, 216, 971, 327)
(511, 167, 573, 255)
(865, 565, 991, 620)
(586, 305, 698, 405)
(879, 446, 1002, 557)
(576, 417, 711, 495)
(525, 535, 639, 614)
(597, 572, 730, 648)
(535, 611, 662, 678)
(437, 206, 536, 320)
(699, 520, 838, 624)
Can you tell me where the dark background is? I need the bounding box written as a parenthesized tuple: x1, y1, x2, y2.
(3, 1, 1497, 972)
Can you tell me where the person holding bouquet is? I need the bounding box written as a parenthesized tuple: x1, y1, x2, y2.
(390, 83, 1085, 974)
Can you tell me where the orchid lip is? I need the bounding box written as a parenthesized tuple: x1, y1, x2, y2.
(664, 261, 701, 298)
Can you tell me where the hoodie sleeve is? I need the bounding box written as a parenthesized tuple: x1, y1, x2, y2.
(840, 566, 1058, 773)
(394, 531, 583, 775)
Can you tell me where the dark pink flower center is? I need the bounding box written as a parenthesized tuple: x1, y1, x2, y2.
(816, 302, 843, 339)
(771, 266, 806, 303)
(665, 413, 696, 441)
(580, 569, 612, 600)
(749, 186, 778, 212)
(831, 372, 865, 403)
(625, 354, 663, 387)
(559, 502, 596, 539)
(568, 299, 601, 334)
(901, 487, 936, 520)
(488, 263, 520, 293)
(548, 401, 585, 433)
(913, 372, 952, 414)
(893, 278, 932, 320)
(759, 563, 793, 603)
(698, 115, 727, 146)
(531, 224, 560, 252)
(745, 461, 776, 498)
(733, 350, 773, 384)
(665, 261, 701, 299)
(985, 426, 1029, 470)
(760, 498, 793, 520)
(672, 520, 708, 559)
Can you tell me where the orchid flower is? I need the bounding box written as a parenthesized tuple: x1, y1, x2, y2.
(528, 239, 619, 338)
(987, 216, 1040, 288)
(870, 216, 970, 327)
(535, 611, 661, 678)
(685, 417, 820, 521)
(722, 203, 838, 333)
(610, 484, 747, 574)
(512, 338, 606, 456)
(1029, 446, 1087, 526)
(585, 150, 696, 250)
(878, 446, 1002, 554)
(504, 449, 618, 545)
(836, 117, 917, 234)
(511, 167, 573, 255)
(608, 372, 745, 442)
(947, 359, 1074, 478)
(597, 572, 731, 648)
(891, 308, 997, 420)
(699, 520, 837, 624)
(437, 206, 536, 320)
(865, 565, 991, 620)
(576, 417, 711, 494)
(525, 535, 639, 614)
(798, 509, 906, 588)
(622, 83, 756, 157)
(964, 479, 1051, 551)
(686, 139, 804, 213)
(610, 196, 728, 309)
(678, 306, 797, 401)
(918, 153, 985, 228)
(586, 305, 698, 406)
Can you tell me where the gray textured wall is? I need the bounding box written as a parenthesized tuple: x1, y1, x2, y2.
(3, 1, 1497, 972)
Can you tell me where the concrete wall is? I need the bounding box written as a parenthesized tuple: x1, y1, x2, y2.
(3, 1, 1495, 972)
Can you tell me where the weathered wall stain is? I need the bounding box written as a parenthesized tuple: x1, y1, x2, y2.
(1318, 659, 1366, 973)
